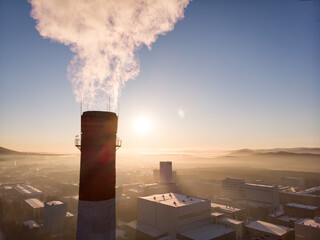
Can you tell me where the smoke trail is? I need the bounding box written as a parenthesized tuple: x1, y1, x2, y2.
(29, 0, 190, 109)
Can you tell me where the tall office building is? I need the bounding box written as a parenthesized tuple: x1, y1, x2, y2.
(160, 161, 173, 184)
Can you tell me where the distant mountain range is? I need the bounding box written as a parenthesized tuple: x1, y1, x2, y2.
(0, 146, 60, 156)
(0, 146, 21, 155)
(1, 145, 319, 157)
(230, 147, 320, 156)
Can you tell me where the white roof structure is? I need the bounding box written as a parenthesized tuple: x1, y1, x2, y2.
(179, 224, 234, 240)
(245, 183, 274, 189)
(46, 200, 64, 206)
(23, 220, 40, 229)
(25, 198, 44, 209)
(301, 186, 320, 194)
(220, 217, 243, 225)
(211, 212, 225, 217)
(296, 218, 320, 228)
(66, 212, 74, 217)
(246, 220, 293, 236)
(64, 195, 78, 200)
(211, 202, 242, 213)
(140, 192, 205, 207)
(15, 184, 42, 196)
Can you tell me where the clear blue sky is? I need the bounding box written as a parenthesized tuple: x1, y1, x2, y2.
(0, 0, 319, 153)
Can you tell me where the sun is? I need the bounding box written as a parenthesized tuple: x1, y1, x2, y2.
(134, 117, 151, 134)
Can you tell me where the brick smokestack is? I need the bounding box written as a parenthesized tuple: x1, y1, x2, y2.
(76, 111, 118, 240)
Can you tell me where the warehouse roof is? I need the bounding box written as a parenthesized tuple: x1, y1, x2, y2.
(25, 198, 44, 209)
(246, 220, 293, 236)
(178, 224, 234, 240)
(140, 193, 207, 207)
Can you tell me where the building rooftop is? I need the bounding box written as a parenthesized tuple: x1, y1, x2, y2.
(23, 220, 40, 229)
(286, 203, 318, 210)
(245, 183, 274, 189)
(15, 184, 42, 195)
(284, 177, 304, 180)
(246, 220, 293, 236)
(277, 215, 300, 222)
(296, 218, 320, 228)
(301, 186, 320, 194)
(224, 178, 245, 183)
(221, 217, 243, 225)
(3, 185, 13, 190)
(211, 212, 225, 217)
(281, 190, 320, 198)
(46, 200, 64, 206)
(237, 199, 271, 208)
(64, 195, 78, 200)
(25, 198, 44, 209)
(211, 202, 242, 213)
(66, 212, 74, 217)
(178, 224, 234, 240)
(140, 193, 207, 207)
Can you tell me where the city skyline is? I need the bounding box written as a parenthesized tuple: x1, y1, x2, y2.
(1, 0, 319, 153)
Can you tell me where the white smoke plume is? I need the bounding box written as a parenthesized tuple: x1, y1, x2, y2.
(29, 0, 190, 110)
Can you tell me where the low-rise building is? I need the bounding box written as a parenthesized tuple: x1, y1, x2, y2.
(210, 202, 246, 220)
(24, 198, 44, 220)
(214, 217, 244, 240)
(280, 191, 320, 206)
(44, 200, 67, 233)
(126, 193, 235, 240)
(14, 184, 43, 199)
(246, 220, 294, 240)
(295, 218, 320, 240)
(284, 203, 320, 218)
(222, 178, 280, 211)
(176, 224, 235, 240)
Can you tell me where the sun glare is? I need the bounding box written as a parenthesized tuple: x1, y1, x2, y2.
(134, 117, 151, 134)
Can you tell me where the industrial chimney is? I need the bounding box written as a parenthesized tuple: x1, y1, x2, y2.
(76, 111, 120, 240)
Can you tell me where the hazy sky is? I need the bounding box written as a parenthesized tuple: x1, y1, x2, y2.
(0, 0, 319, 153)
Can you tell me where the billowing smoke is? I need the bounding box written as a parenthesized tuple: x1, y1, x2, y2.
(29, 0, 190, 109)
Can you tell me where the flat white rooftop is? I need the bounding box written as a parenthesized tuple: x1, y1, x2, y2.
(64, 195, 78, 200)
(140, 193, 206, 207)
(220, 217, 243, 225)
(246, 220, 293, 236)
(211, 212, 225, 217)
(25, 198, 44, 209)
(211, 202, 242, 213)
(46, 200, 64, 206)
(245, 183, 274, 189)
(296, 218, 320, 228)
(179, 224, 234, 240)
(15, 184, 42, 195)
